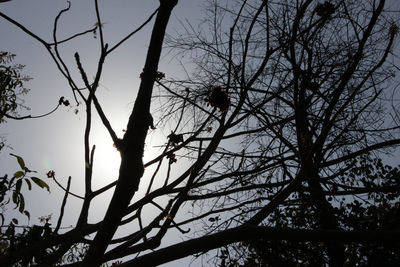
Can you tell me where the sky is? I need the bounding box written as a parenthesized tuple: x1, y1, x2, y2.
(2, 0, 400, 266)
(0, 0, 207, 266)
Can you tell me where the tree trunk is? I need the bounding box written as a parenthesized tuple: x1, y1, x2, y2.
(81, 1, 178, 266)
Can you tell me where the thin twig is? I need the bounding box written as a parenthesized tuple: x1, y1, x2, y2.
(94, 0, 105, 49)
(52, 175, 84, 200)
(55, 176, 72, 234)
(48, 27, 97, 46)
(107, 8, 159, 54)
(3, 103, 61, 120)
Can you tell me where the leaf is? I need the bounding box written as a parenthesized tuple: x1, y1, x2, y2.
(9, 176, 15, 188)
(12, 218, 18, 224)
(0, 213, 4, 226)
(18, 194, 25, 213)
(31, 177, 50, 192)
(15, 179, 22, 194)
(24, 179, 32, 190)
(24, 210, 30, 220)
(10, 153, 25, 170)
(13, 171, 24, 178)
(12, 191, 18, 205)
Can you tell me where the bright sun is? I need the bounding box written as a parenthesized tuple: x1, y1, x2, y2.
(89, 122, 164, 189)
(91, 132, 121, 188)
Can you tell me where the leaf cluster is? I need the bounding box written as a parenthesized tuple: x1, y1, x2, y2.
(221, 156, 400, 266)
(0, 51, 31, 124)
(0, 153, 51, 261)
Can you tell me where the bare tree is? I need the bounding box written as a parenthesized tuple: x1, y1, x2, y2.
(156, 0, 400, 265)
(0, 0, 400, 266)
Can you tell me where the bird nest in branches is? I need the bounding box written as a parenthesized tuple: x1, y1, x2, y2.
(168, 132, 184, 147)
(206, 86, 230, 113)
(139, 70, 165, 81)
(315, 1, 335, 18)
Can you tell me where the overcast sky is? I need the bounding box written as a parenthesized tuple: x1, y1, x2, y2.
(0, 0, 206, 266)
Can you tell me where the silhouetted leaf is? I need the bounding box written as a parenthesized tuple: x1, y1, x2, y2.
(24, 210, 30, 220)
(10, 153, 25, 170)
(13, 171, 24, 178)
(23, 178, 32, 191)
(18, 194, 25, 213)
(31, 177, 50, 192)
(15, 179, 22, 194)
(12, 191, 18, 205)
